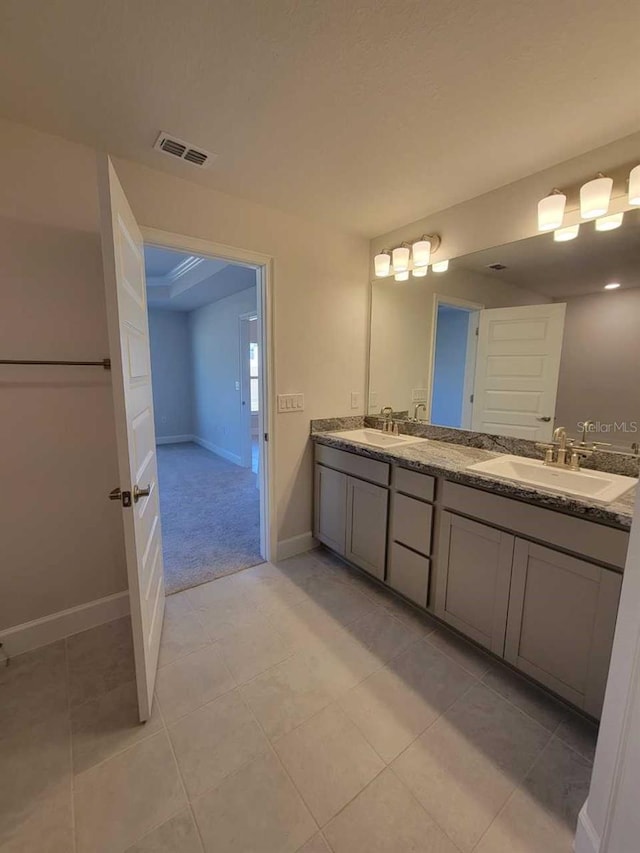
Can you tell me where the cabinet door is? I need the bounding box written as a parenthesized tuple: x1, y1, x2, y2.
(314, 464, 347, 555)
(345, 476, 388, 579)
(505, 540, 622, 717)
(436, 512, 514, 655)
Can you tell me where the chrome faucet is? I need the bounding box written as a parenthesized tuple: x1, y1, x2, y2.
(413, 402, 427, 421)
(381, 406, 393, 433)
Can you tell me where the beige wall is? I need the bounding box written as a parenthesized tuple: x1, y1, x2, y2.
(371, 131, 640, 271)
(0, 118, 368, 631)
(111, 157, 370, 544)
(556, 288, 640, 446)
(369, 267, 550, 415)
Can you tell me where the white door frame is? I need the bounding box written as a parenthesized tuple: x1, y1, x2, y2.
(140, 226, 276, 563)
(239, 311, 258, 469)
(427, 294, 483, 426)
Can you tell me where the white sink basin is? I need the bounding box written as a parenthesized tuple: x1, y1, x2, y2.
(467, 455, 637, 505)
(329, 428, 428, 449)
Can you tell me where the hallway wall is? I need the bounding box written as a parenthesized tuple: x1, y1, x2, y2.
(190, 280, 257, 464)
(148, 308, 194, 441)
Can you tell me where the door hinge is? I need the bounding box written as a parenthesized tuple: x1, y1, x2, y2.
(264, 432, 269, 442)
(470, 393, 474, 403)
(475, 326, 479, 336)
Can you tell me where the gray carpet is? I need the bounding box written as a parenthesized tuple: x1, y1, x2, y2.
(157, 442, 262, 594)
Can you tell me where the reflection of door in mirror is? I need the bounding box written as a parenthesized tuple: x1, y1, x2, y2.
(470, 304, 566, 441)
(430, 301, 480, 429)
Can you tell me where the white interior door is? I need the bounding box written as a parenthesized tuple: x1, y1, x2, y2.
(98, 156, 165, 722)
(471, 303, 566, 441)
(239, 314, 253, 468)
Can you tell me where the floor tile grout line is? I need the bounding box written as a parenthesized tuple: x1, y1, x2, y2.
(468, 724, 558, 852)
(387, 764, 468, 853)
(161, 717, 207, 853)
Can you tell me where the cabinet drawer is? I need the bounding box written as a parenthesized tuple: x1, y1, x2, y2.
(387, 542, 430, 607)
(315, 444, 389, 486)
(392, 493, 433, 556)
(394, 467, 435, 502)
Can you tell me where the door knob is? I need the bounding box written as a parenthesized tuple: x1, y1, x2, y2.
(536, 416, 551, 422)
(133, 483, 151, 503)
(109, 487, 132, 507)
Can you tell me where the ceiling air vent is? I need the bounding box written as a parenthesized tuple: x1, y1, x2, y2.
(486, 263, 507, 271)
(153, 132, 217, 168)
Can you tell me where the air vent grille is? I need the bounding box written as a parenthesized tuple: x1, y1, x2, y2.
(487, 263, 507, 271)
(153, 132, 217, 168)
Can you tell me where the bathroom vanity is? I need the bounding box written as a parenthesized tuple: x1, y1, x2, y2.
(312, 430, 635, 718)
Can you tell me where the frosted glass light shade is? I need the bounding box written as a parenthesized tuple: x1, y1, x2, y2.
(392, 247, 410, 273)
(538, 192, 566, 231)
(412, 239, 431, 267)
(629, 165, 640, 205)
(394, 270, 409, 282)
(412, 266, 428, 277)
(595, 212, 624, 231)
(580, 176, 613, 219)
(604, 282, 621, 290)
(374, 252, 391, 277)
(432, 259, 449, 272)
(553, 224, 580, 242)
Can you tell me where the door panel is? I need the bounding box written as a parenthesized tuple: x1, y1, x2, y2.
(436, 512, 514, 655)
(471, 303, 566, 440)
(98, 156, 165, 722)
(505, 539, 622, 717)
(345, 476, 388, 579)
(314, 464, 347, 554)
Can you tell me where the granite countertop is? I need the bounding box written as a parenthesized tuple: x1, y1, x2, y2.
(312, 430, 636, 530)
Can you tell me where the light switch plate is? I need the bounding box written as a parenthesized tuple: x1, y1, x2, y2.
(350, 391, 360, 410)
(278, 393, 304, 413)
(368, 392, 378, 409)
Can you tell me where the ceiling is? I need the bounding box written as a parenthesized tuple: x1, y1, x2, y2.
(456, 207, 640, 298)
(145, 246, 256, 311)
(0, 1, 639, 237)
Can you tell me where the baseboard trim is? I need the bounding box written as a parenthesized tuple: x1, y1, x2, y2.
(156, 434, 194, 445)
(0, 591, 130, 658)
(193, 435, 242, 466)
(277, 532, 319, 561)
(574, 804, 600, 853)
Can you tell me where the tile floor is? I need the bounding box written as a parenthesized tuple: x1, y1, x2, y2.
(0, 548, 597, 853)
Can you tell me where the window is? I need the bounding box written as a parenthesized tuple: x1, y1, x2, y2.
(249, 342, 259, 412)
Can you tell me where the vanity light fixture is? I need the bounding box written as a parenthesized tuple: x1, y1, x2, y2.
(604, 282, 621, 290)
(394, 270, 409, 282)
(412, 238, 431, 268)
(553, 224, 580, 242)
(595, 212, 624, 232)
(538, 189, 566, 231)
(412, 266, 428, 277)
(392, 246, 411, 274)
(432, 259, 449, 272)
(628, 165, 640, 205)
(374, 252, 391, 277)
(580, 174, 613, 219)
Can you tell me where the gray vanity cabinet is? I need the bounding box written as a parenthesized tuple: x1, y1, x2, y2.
(505, 540, 622, 717)
(314, 464, 347, 555)
(345, 476, 388, 579)
(437, 512, 514, 656)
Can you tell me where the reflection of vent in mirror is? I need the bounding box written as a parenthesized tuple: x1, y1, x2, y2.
(153, 131, 217, 168)
(487, 263, 507, 270)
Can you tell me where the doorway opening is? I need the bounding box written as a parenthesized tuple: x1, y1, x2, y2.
(144, 244, 269, 594)
(429, 297, 481, 429)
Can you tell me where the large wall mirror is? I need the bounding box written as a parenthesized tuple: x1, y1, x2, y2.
(368, 208, 640, 453)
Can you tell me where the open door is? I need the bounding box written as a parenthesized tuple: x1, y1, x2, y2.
(471, 303, 566, 441)
(98, 156, 165, 721)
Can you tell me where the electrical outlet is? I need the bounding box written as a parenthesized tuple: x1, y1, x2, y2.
(278, 393, 304, 413)
(350, 391, 360, 410)
(412, 388, 429, 401)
